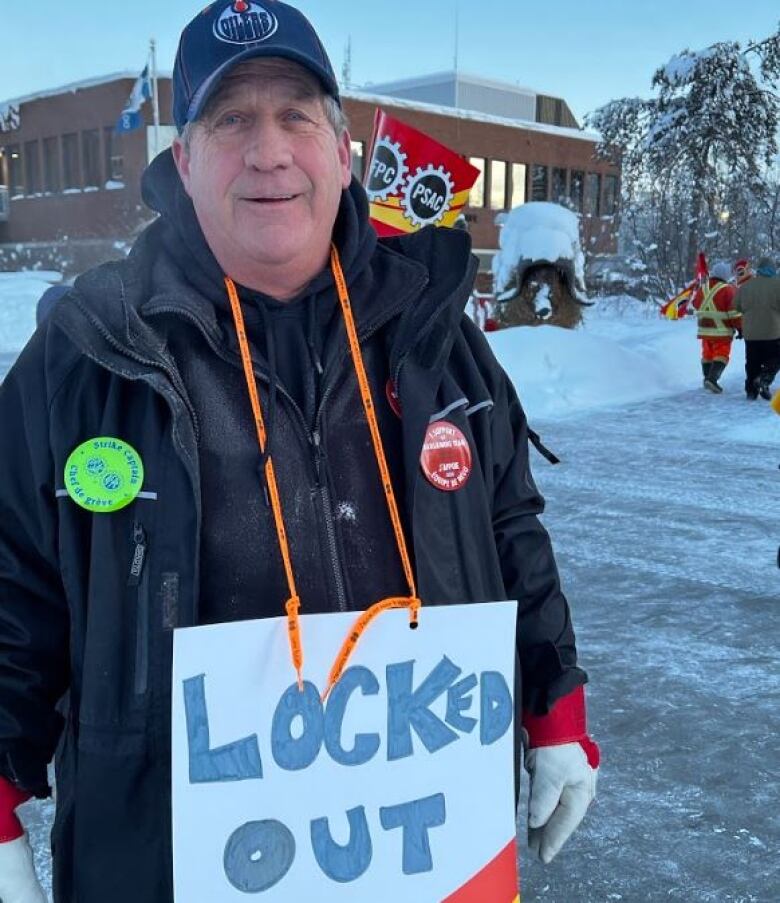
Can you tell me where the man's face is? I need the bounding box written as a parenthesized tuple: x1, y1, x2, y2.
(172, 59, 352, 291)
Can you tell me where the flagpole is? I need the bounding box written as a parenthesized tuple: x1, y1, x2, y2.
(150, 37, 160, 158)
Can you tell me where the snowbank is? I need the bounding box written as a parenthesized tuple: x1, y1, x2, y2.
(0, 271, 62, 353)
(492, 202, 586, 294)
(488, 318, 696, 421)
(0, 274, 777, 446)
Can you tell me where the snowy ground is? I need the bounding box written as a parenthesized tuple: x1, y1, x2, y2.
(2, 280, 779, 901)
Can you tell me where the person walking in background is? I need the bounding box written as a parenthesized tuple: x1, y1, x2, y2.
(692, 261, 742, 394)
(734, 256, 780, 400)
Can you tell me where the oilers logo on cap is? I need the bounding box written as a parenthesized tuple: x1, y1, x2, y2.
(213, 1, 279, 45)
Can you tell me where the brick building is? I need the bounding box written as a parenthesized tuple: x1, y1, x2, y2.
(0, 71, 619, 275)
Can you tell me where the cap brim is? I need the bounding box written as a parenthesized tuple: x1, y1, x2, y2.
(186, 46, 340, 124)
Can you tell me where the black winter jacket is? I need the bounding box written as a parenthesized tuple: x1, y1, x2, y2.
(0, 178, 585, 902)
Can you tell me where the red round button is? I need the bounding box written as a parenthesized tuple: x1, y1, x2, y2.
(420, 421, 472, 491)
(386, 379, 402, 418)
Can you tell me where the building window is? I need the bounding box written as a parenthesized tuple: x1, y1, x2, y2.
(24, 140, 40, 195)
(104, 127, 124, 183)
(7, 144, 23, 197)
(531, 164, 548, 201)
(469, 157, 485, 207)
(62, 133, 80, 190)
(585, 172, 602, 216)
(350, 140, 364, 180)
(510, 163, 527, 208)
(552, 167, 567, 204)
(82, 130, 101, 189)
(603, 174, 619, 216)
(43, 137, 60, 193)
(569, 170, 584, 211)
(489, 160, 507, 210)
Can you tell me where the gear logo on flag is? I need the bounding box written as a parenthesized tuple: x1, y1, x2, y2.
(366, 136, 408, 202)
(402, 164, 455, 228)
(213, 1, 278, 44)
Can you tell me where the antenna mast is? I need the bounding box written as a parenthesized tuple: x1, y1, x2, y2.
(342, 36, 352, 89)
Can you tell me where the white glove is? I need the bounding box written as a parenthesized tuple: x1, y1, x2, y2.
(525, 741, 597, 864)
(0, 835, 48, 903)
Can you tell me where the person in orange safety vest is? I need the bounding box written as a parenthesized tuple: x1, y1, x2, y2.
(691, 261, 742, 393)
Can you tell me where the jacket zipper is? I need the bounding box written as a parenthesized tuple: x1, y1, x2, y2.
(128, 521, 150, 696)
(312, 429, 348, 611)
(148, 304, 357, 612)
(146, 295, 421, 616)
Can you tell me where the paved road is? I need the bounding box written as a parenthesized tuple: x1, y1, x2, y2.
(519, 383, 779, 903)
(10, 362, 780, 902)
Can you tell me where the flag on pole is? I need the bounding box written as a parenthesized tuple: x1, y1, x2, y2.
(115, 64, 152, 133)
(363, 109, 480, 238)
(660, 252, 709, 319)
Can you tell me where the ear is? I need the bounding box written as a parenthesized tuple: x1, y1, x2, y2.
(171, 137, 192, 196)
(338, 129, 353, 190)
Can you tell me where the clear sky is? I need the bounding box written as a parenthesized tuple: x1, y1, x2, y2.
(1, 1, 778, 121)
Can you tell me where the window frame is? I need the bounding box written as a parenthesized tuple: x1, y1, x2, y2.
(62, 132, 80, 190)
(510, 163, 527, 208)
(23, 140, 40, 196)
(531, 164, 549, 202)
(82, 129, 101, 189)
(489, 159, 508, 210)
(469, 156, 486, 208)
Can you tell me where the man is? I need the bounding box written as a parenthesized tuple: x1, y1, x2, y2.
(0, 4, 598, 901)
(734, 256, 780, 400)
(691, 260, 742, 393)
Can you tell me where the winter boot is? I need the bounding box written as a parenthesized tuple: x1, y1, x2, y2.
(758, 373, 772, 401)
(746, 379, 758, 400)
(701, 361, 711, 389)
(704, 361, 725, 394)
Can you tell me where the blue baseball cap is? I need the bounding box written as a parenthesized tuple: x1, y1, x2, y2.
(173, 1, 340, 131)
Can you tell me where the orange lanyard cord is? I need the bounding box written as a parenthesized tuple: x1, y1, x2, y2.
(322, 596, 420, 702)
(322, 246, 421, 700)
(224, 248, 421, 699)
(224, 276, 303, 689)
(329, 246, 418, 600)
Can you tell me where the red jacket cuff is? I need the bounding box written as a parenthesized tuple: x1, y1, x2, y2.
(522, 685, 600, 768)
(0, 776, 30, 843)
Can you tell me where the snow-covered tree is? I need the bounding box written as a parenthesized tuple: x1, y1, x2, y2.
(589, 24, 780, 280)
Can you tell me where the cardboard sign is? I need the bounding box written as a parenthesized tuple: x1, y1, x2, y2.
(172, 601, 519, 901)
(364, 109, 481, 238)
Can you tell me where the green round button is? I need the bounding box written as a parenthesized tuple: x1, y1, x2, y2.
(64, 437, 144, 513)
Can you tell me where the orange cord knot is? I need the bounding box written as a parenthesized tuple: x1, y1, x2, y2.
(408, 596, 421, 629)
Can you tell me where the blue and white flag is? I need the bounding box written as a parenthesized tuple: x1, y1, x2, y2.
(115, 64, 152, 133)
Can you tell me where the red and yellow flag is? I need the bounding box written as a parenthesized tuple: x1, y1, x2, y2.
(660, 252, 709, 319)
(363, 109, 481, 238)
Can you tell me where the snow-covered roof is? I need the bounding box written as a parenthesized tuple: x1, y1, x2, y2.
(0, 71, 173, 109)
(342, 88, 600, 143)
(1, 72, 598, 144)
(363, 70, 541, 99)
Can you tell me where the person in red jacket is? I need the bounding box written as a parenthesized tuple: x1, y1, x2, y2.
(691, 261, 742, 393)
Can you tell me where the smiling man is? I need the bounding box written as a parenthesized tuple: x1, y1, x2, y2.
(0, 3, 598, 901)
